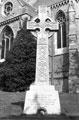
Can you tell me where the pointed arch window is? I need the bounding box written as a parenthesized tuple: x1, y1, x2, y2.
(54, 11, 68, 55)
(1, 26, 14, 61)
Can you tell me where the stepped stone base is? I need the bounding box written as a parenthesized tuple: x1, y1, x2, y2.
(23, 85, 61, 115)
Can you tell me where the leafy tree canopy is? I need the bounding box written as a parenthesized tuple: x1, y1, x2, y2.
(0, 29, 36, 92)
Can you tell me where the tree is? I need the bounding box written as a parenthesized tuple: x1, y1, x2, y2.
(0, 29, 36, 92)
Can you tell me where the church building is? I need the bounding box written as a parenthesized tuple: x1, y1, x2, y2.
(0, 0, 79, 93)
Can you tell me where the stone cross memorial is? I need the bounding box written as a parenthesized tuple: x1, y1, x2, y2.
(24, 5, 61, 115)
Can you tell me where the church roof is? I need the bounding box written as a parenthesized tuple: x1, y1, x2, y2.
(17, 0, 68, 16)
(33, 0, 66, 8)
(17, 0, 27, 6)
(17, 0, 68, 9)
(17, 0, 37, 16)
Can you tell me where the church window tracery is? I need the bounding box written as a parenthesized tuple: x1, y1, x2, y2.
(54, 10, 67, 55)
(1, 26, 14, 60)
(56, 11, 66, 49)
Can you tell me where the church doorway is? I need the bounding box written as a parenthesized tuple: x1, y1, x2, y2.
(1, 25, 14, 59)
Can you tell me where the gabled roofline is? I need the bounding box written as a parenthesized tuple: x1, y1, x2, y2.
(0, 13, 32, 27)
(17, 0, 37, 16)
(48, 0, 69, 8)
(17, 0, 26, 6)
(33, 0, 69, 10)
(17, 0, 36, 10)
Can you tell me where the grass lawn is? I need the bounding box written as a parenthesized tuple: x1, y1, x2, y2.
(0, 91, 79, 120)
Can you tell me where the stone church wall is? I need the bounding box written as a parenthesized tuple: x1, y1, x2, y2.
(49, 3, 69, 92)
(53, 54, 69, 92)
(68, 0, 79, 93)
(8, 20, 20, 38)
(53, 54, 69, 78)
(49, 0, 79, 93)
(0, 0, 22, 23)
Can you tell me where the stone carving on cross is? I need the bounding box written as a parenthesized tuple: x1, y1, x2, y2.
(24, 6, 61, 115)
(27, 6, 58, 38)
(27, 5, 59, 85)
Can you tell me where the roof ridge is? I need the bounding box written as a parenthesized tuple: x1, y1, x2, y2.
(23, 2, 36, 11)
(50, 0, 69, 8)
(33, 0, 69, 9)
(17, 0, 24, 6)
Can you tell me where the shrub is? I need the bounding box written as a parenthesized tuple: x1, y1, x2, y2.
(0, 29, 36, 92)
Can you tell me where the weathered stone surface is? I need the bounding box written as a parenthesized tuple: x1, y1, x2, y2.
(53, 54, 69, 78)
(24, 5, 61, 115)
(68, 36, 78, 93)
(24, 85, 61, 115)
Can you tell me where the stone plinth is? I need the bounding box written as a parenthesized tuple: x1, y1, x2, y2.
(23, 85, 61, 115)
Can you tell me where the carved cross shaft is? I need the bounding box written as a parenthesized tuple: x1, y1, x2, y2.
(27, 5, 58, 85)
